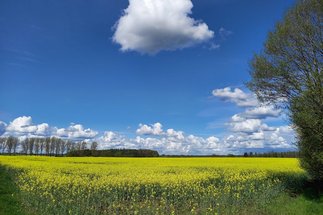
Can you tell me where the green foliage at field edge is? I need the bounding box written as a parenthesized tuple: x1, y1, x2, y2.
(263, 193, 323, 215)
(0, 166, 25, 215)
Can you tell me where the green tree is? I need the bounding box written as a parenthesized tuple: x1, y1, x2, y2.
(45, 137, 50, 155)
(248, 0, 323, 182)
(39, 138, 45, 155)
(29, 138, 35, 155)
(0, 137, 6, 154)
(65, 140, 73, 154)
(81, 141, 87, 150)
(34, 138, 40, 155)
(21, 138, 29, 154)
(6, 136, 18, 154)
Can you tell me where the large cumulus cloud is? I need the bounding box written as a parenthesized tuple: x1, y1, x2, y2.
(212, 87, 296, 151)
(113, 0, 214, 54)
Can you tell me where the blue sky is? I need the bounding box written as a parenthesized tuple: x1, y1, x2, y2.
(0, 0, 297, 154)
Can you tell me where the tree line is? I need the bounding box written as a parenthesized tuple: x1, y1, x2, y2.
(242, 151, 299, 158)
(160, 151, 299, 158)
(0, 136, 98, 156)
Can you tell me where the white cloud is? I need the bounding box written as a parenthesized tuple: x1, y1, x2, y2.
(113, 0, 214, 54)
(244, 105, 281, 119)
(97, 131, 136, 149)
(102, 131, 118, 142)
(166, 128, 184, 140)
(135, 135, 184, 154)
(129, 120, 290, 151)
(95, 124, 223, 155)
(5, 116, 51, 136)
(209, 42, 220, 50)
(56, 124, 98, 139)
(218, 27, 232, 40)
(207, 136, 220, 144)
(249, 131, 265, 140)
(0, 116, 296, 155)
(223, 108, 291, 149)
(229, 119, 263, 133)
(261, 124, 276, 132)
(216, 89, 292, 150)
(212, 87, 281, 119)
(136, 122, 163, 135)
(135, 124, 222, 154)
(231, 114, 245, 122)
(6, 116, 35, 133)
(279, 126, 294, 134)
(211, 87, 292, 150)
(212, 87, 258, 107)
(267, 126, 296, 148)
(2, 116, 98, 140)
(34, 123, 50, 135)
(225, 134, 264, 148)
(229, 113, 276, 134)
(135, 136, 165, 150)
(186, 135, 221, 154)
(223, 124, 295, 150)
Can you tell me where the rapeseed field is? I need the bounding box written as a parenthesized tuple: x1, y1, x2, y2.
(0, 156, 305, 214)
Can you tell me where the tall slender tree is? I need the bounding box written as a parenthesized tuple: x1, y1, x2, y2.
(21, 138, 29, 154)
(34, 138, 40, 155)
(0, 137, 6, 154)
(29, 138, 35, 155)
(81, 141, 87, 150)
(45, 137, 50, 156)
(39, 138, 45, 155)
(90, 141, 98, 150)
(66, 140, 73, 154)
(6, 136, 18, 154)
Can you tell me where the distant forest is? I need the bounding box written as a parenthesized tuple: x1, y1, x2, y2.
(241, 151, 299, 158)
(160, 151, 299, 158)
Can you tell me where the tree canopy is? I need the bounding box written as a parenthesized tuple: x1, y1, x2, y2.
(248, 0, 322, 106)
(248, 0, 323, 182)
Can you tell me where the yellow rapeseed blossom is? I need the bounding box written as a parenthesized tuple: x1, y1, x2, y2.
(0, 156, 304, 214)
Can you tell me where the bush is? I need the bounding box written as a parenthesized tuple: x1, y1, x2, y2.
(291, 90, 323, 183)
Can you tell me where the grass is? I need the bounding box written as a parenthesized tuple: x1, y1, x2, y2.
(263, 192, 323, 215)
(0, 166, 25, 215)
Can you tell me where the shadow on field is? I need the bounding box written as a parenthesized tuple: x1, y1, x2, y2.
(271, 171, 322, 200)
(0, 165, 24, 215)
(301, 180, 322, 200)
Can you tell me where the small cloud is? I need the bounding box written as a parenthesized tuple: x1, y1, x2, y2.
(55, 124, 98, 139)
(243, 105, 281, 119)
(2, 116, 97, 140)
(166, 128, 185, 140)
(209, 42, 220, 50)
(136, 122, 163, 135)
(212, 87, 258, 107)
(229, 118, 263, 133)
(219, 27, 233, 40)
(113, 0, 214, 54)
